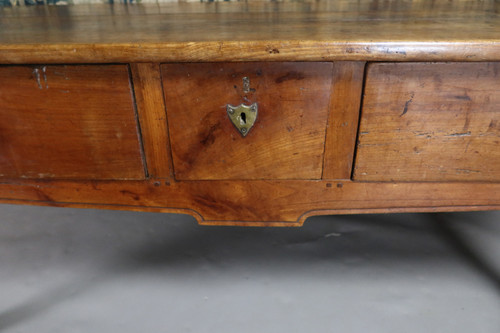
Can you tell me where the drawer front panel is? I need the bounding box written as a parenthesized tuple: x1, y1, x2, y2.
(354, 62, 500, 182)
(0, 65, 145, 180)
(162, 62, 333, 180)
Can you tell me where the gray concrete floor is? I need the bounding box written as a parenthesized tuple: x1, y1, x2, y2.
(0, 205, 499, 332)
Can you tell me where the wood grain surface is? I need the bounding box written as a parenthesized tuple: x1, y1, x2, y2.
(354, 62, 500, 182)
(162, 62, 332, 180)
(0, 178, 498, 226)
(1, 1, 500, 63)
(322, 62, 365, 180)
(0, 65, 145, 180)
(131, 63, 173, 180)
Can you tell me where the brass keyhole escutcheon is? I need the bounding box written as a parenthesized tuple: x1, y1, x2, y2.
(227, 103, 258, 137)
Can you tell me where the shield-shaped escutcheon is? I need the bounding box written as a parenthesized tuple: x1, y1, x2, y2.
(226, 103, 258, 137)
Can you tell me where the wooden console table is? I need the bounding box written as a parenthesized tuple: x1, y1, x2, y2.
(0, 0, 499, 226)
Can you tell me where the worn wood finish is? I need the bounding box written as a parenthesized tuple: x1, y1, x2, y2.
(0, 179, 498, 226)
(323, 62, 365, 180)
(0, 65, 145, 180)
(130, 63, 173, 180)
(1, 2, 499, 225)
(354, 62, 500, 182)
(1, 1, 500, 63)
(162, 62, 332, 180)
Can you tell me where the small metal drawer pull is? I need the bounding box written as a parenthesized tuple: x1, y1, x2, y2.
(226, 103, 258, 137)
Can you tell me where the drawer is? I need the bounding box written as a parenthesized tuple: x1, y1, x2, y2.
(162, 62, 333, 180)
(354, 62, 500, 182)
(0, 65, 145, 180)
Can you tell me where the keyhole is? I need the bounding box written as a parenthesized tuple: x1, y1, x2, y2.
(240, 112, 246, 125)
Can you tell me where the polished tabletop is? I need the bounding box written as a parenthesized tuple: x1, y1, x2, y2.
(1, 0, 500, 63)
